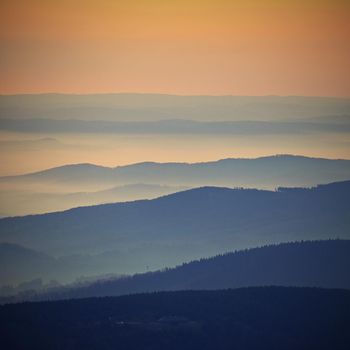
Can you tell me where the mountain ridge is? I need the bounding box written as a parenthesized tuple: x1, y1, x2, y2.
(0, 180, 349, 273)
(2, 154, 350, 179)
(2, 179, 350, 219)
(29, 239, 350, 302)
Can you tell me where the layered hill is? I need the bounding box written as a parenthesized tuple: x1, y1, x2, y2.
(1, 180, 349, 253)
(2, 155, 350, 190)
(1, 155, 350, 216)
(17, 240, 350, 302)
(0, 181, 349, 285)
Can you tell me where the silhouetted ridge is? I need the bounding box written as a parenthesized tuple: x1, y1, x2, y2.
(1, 287, 349, 349)
(2, 155, 350, 191)
(19, 240, 350, 302)
(1, 155, 349, 217)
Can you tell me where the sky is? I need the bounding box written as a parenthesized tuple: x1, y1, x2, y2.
(1, 120, 350, 175)
(1, 0, 350, 96)
(0, 1, 349, 176)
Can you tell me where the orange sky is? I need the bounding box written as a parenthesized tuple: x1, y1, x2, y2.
(1, 0, 350, 96)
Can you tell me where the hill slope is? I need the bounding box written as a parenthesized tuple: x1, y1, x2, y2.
(28, 240, 350, 301)
(0, 183, 186, 217)
(1, 287, 349, 350)
(0, 181, 349, 257)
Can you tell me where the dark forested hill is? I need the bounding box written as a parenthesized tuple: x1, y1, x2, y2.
(1, 287, 349, 350)
(26, 240, 350, 302)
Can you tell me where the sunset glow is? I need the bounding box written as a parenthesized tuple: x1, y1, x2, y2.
(1, 0, 349, 96)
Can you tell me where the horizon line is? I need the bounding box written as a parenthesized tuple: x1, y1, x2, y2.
(1, 92, 350, 99)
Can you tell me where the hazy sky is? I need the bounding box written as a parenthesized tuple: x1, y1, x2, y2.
(0, 130, 349, 176)
(1, 0, 349, 96)
(0, 1, 349, 176)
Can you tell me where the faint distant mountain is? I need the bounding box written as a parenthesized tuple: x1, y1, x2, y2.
(2, 155, 350, 191)
(0, 242, 129, 289)
(1, 118, 349, 135)
(0, 243, 56, 286)
(0, 137, 64, 151)
(31, 240, 350, 302)
(1, 94, 349, 121)
(0, 183, 186, 216)
(0, 181, 349, 283)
